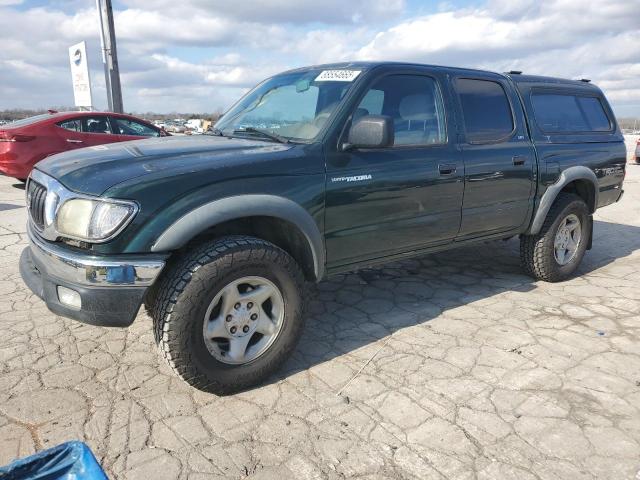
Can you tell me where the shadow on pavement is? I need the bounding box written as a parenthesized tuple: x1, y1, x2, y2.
(269, 219, 640, 390)
(0, 203, 23, 212)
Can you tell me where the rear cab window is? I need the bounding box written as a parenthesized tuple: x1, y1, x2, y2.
(531, 92, 612, 133)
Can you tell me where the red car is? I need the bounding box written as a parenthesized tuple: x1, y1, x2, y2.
(0, 111, 168, 180)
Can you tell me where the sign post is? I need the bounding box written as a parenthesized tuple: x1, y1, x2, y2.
(96, 0, 123, 113)
(68, 41, 93, 110)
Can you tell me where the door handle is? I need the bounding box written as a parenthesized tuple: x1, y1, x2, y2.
(439, 164, 457, 175)
(66, 139, 83, 144)
(512, 155, 526, 166)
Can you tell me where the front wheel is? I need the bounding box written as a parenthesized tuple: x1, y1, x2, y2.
(150, 236, 305, 394)
(520, 193, 591, 282)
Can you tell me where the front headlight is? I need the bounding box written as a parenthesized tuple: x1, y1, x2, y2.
(56, 198, 137, 242)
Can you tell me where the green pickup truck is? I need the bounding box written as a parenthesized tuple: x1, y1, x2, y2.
(20, 62, 626, 393)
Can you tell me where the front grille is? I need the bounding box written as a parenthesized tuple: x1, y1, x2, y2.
(27, 179, 47, 230)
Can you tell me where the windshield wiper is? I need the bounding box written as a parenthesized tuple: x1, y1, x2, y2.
(205, 128, 224, 136)
(233, 127, 290, 144)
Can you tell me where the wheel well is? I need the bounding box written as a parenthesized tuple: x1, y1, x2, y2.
(560, 179, 596, 213)
(185, 216, 318, 281)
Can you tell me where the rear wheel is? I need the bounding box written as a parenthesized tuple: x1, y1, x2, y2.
(150, 236, 305, 394)
(520, 193, 591, 282)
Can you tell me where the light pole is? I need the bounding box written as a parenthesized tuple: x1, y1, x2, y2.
(96, 0, 123, 113)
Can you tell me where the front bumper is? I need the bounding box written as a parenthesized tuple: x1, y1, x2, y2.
(20, 225, 167, 327)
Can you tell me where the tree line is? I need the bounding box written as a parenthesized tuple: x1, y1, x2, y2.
(0, 108, 224, 123)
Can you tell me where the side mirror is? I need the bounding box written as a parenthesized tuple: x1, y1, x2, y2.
(344, 115, 394, 150)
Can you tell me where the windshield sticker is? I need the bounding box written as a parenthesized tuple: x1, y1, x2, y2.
(315, 70, 361, 82)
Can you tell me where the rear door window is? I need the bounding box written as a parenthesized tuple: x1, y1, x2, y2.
(58, 119, 82, 132)
(456, 78, 514, 143)
(82, 117, 112, 134)
(57, 119, 82, 132)
(531, 93, 612, 133)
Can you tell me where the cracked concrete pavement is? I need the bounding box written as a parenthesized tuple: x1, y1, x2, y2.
(0, 166, 639, 480)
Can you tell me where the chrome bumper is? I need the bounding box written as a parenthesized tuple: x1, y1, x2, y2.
(27, 224, 165, 287)
(22, 225, 168, 327)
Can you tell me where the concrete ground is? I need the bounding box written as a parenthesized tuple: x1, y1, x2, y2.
(0, 165, 639, 480)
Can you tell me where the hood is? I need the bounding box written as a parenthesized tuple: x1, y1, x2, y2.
(36, 135, 294, 196)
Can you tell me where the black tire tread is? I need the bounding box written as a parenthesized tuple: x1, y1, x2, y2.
(520, 192, 587, 282)
(150, 235, 305, 394)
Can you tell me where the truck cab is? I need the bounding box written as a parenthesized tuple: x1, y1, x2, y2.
(20, 62, 626, 393)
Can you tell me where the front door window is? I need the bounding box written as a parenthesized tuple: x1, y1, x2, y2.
(354, 74, 447, 146)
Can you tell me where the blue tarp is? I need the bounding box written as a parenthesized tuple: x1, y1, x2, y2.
(0, 441, 107, 480)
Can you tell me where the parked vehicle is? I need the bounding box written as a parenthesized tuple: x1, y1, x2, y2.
(0, 111, 168, 179)
(635, 138, 639, 163)
(169, 124, 187, 134)
(20, 62, 626, 393)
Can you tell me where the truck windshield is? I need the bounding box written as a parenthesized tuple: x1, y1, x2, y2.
(215, 69, 362, 142)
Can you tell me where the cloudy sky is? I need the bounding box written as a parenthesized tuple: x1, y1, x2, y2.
(0, 0, 638, 117)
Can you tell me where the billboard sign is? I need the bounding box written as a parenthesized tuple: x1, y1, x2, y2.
(68, 41, 93, 108)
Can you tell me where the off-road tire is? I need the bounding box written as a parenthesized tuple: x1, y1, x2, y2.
(520, 193, 591, 282)
(150, 235, 305, 394)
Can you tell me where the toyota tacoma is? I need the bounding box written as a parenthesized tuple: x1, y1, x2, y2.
(20, 62, 626, 393)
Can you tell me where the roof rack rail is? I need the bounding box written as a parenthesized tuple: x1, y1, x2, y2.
(507, 70, 522, 75)
(580, 78, 591, 83)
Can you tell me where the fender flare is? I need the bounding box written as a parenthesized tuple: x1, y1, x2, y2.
(151, 194, 325, 279)
(528, 166, 598, 235)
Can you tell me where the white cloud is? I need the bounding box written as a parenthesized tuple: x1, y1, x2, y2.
(0, 0, 638, 116)
(354, 0, 640, 115)
(118, 0, 405, 25)
(279, 28, 372, 64)
(145, 54, 283, 88)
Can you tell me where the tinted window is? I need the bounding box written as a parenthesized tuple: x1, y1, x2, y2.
(57, 119, 82, 132)
(531, 93, 612, 133)
(457, 79, 513, 143)
(82, 116, 112, 134)
(112, 118, 160, 137)
(355, 75, 446, 146)
(578, 97, 611, 130)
